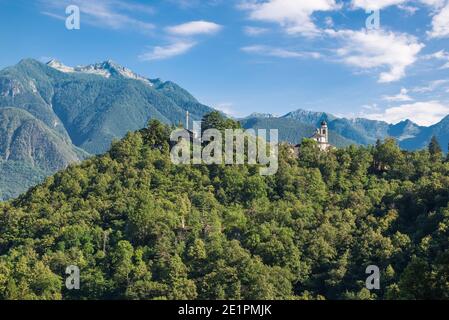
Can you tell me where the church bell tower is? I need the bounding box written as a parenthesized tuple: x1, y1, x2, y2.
(320, 121, 328, 144)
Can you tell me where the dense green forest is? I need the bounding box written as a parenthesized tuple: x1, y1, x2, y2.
(1, 113, 449, 300)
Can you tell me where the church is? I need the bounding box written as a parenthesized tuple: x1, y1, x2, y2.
(310, 121, 331, 151)
(293, 121, 332, 154)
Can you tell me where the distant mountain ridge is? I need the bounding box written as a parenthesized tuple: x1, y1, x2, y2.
(241, 109, 447, 153)
(47, 59, 154, 86)
(400, 115, 449, 152)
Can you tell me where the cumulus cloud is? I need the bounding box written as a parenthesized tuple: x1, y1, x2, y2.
(351, 0, 408, 10)
(139, 41, 197, 61)
(166, 20, 222, 36)
(327, 29, 424, 83)
(382, 88, 413, 101)
(144, 20, 221, 61)
(239, 0, 339, 36)
(242, 45, 321, 59)
(365, 101, 449, 126)
(428, 2, 449, 38)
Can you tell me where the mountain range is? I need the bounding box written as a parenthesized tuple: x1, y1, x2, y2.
(0, 58, 214, 200)
(241, 109, 449, 153)
(0, 58, 448, 200)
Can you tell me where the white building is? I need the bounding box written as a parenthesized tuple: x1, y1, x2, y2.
(310, 121, 331, 151)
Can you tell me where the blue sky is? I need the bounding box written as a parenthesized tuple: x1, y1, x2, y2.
(1, 0, 449, 125)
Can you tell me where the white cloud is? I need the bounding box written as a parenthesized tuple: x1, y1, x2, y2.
(412, 79, 449, 92)
(244, 26, 269, 36)
(239, 0, 339, 36)
(166, 20, 222, 36)
(142, 21, 221, 62)
(327, 29, 424, 83)
(242, 45, 321, 59)
(168, 0, 224, 8)
(139, 41, 197, 61)
(351, 0, 408, 10)
(41, 11, 66, 21)
(382, 88, 413, 101)
(398, 4, 420, 14)
(423, 49, 449, 68)
(428, 2, 449, 38)
(40, 0, 155, 32)
(351, 1, 449, 38)
(215, 102, 241, 117)
(424, 49, 448, 59)
(419, 0, 447, 9)
(351, 0, 446, 10)
(365, 101, 449, 126)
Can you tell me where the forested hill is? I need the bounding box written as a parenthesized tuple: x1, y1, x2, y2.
(1, 115, 449, 300)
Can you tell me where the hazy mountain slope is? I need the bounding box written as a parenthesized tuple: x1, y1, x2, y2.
(152, 80, 213, 118)
(241, 108, 449, 150)
(0, 107, 86, 170)
(429, 116, 449, 153)
(282, 109, 337, 125)
(0, 59, 71, 140)
(389, 120, 423, 141)
(400, 116, 449, 152)
(0, 107, 87, 200)
(264, 108, 440, 148)
(0, 160, 48, 201)
(240, 116, 356, 147)
(281, 109, 430, 147)
(281, 109, 390, 145)
(327, 118, 375, 145)
(51, 76, 186, 154)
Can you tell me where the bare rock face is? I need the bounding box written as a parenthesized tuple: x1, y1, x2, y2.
(0, 78, 22, 97)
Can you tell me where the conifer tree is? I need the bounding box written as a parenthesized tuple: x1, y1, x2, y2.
(428, 135, 442, 160)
